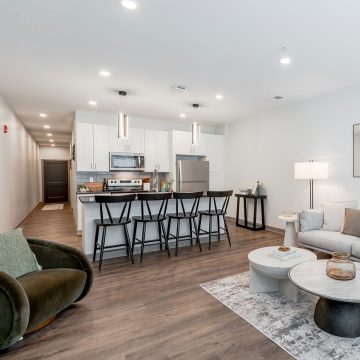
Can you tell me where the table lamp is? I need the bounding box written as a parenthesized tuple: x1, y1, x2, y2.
(294, 160, 328, 209)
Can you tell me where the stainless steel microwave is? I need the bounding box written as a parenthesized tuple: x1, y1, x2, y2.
(109, 153, 145, 171)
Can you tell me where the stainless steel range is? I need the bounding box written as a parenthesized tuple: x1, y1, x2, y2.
(107, 179, 143, 193)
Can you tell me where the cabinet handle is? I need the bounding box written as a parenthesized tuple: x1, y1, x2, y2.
(90, 162, 93, 170)
(94, 163, 97, 170)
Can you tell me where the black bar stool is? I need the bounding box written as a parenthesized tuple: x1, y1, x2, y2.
(132, 192, 172, 263)
(166, 191, 203, 256)
(197, 190, 233, 250)
(93, 194, 136, 270)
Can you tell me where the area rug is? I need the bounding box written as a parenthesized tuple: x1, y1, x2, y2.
(200, 272, 360, 360)
(42, 204, 64, 211)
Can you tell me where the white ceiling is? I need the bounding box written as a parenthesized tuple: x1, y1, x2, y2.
(1, 0, 360, 147)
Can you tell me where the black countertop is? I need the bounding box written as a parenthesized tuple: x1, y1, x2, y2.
(78, 191, 158, 203)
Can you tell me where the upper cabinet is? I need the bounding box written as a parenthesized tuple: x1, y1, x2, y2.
(204, 134, 224, 173)
(76, 123, 109, 172)
(144, 130, 170, 172)
(173, 131, 206, 156)
(109, 127, 145, 154)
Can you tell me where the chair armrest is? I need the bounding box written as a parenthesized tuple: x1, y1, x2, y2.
(0, 272, 30, 350)
(26, 238, 93, 302)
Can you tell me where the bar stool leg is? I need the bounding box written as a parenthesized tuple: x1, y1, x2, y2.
(217, 215, 221, 241)
(93, 225, 99, 262)
(189, 218, 193, 246)
(157, 222, 163, 251)
(223, 214, 231, 246)
(124, 225, 134, 264)
(175, 219, 180, 256)
(209, 215, 212, 250)
(99, 226, 107, 271)
(132, 220, 138, 255)
(140, 222, 146, 263)
(161, 221, 171, 257)
(197, 214, 203, 252)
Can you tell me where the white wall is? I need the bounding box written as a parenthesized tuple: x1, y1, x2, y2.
(225, 83, 360, 229)
(39, 146, 70, 160)
(0, 96, 40, 232)
(354, 125, 360, 177)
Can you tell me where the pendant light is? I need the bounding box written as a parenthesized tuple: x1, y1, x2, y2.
(192, 104, 200, 145)
(118, 91, 129, 139)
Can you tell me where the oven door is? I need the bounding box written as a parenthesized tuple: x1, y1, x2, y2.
(109, 153, 145, 171)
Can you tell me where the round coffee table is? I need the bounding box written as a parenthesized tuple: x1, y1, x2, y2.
(248, 246, 317, 302)
(289, 259, 360, 338)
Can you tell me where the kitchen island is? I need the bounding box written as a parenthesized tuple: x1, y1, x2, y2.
(79, 193, 225, 259)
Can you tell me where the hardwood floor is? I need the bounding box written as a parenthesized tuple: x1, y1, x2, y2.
(3, 203, 292, 360)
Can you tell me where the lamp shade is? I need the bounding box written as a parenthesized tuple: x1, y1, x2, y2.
(294, 161, 328, 180)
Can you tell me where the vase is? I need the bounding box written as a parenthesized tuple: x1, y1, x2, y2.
(326, 252, 356, 280)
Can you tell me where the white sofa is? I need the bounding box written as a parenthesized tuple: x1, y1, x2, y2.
(297, 209, 360, 262)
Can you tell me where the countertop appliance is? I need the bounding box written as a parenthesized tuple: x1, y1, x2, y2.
(176, 160, 209, 192)
(110, 152, 145, 171)
(107, 179, 143, 193)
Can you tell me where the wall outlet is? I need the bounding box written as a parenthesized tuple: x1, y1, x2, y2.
(89, 177, 94, 182)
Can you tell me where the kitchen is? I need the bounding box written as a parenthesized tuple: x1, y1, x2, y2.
(72, 110, 226, 259)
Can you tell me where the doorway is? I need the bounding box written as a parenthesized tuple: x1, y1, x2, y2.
(43, 160, 69, 203)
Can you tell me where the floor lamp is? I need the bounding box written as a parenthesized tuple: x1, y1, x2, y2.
(294, 160, 328, 209)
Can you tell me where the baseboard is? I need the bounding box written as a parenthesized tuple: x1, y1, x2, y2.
(15, 202, 42, 229)
(226, 216, 284, 235)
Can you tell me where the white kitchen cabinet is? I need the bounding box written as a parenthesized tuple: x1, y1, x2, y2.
(77, 123, 94, 171)
(204, 134, 224, 172)
(76, 123, 109, 172)
(109, 127, 145, 154)
(93, 125, 109, 171)
(174, 131, 206, 156)
(145, 130, 170, 172)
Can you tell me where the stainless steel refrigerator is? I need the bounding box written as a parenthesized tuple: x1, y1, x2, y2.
(176, 160, 209, 192)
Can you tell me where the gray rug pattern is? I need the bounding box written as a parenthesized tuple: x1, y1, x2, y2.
(201, 272, 360, 360)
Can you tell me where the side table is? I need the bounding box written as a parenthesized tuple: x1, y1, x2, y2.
(278, 215, 298, 247)
(235, 194, 266, 231)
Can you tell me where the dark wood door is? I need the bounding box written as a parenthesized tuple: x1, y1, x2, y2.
(44, 160, 69, 203)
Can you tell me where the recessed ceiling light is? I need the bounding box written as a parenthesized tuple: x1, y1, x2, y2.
(49, 139, 54, 142)
(51, 144, 55, 147)
(174, 84, 187, 92)
(39, 113, 47, 118)
(280, 56, 291, 65)
(273, 96, 283, 100)
(99, 70, 111, 77)
(179, 113, 187, 118)
(46, 133, 53, 137)
(43, 125, 50, 129)
(215, 94, 224, 100)
(88, 100, 97, 106)
(121, 0, 137, 10)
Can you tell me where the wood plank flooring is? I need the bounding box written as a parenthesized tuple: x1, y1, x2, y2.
(2, 203, 292, 360)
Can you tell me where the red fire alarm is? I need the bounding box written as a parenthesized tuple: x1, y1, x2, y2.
(3, 125, 8, 133)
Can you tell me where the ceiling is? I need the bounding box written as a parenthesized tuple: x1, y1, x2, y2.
(1, 0, 360, 147)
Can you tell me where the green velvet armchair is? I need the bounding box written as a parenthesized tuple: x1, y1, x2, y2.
(0, 238, 93, 351)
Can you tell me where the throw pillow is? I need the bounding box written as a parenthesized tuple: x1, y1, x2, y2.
(341, 208, 360, 238)
(0, 228, 40, 278)
(322, 201, 358, 232)
(299, 209, 323, 232)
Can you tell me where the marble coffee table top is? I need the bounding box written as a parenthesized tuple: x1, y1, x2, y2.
(289, 259, 360, 303)
(248, 246, 317, 270)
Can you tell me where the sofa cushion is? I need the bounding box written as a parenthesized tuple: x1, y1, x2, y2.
(341, 208, 360, 238)
(352, 242, 360, 259)
(17, 268, 86, 331)
(0, 228, 40, 278)
(298, 230, 359, 254)
(299, 209, 323, 232)
(322, 201, 358, 232)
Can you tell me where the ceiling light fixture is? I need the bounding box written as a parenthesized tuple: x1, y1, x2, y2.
(99, 70, 111, 77)
(174, 84, 187, 92)
(88, 100, 97, 106)
(46, 133, 53, 137)
(121, 0, 137, 10)
(51, 144, 56, 147)
(273, 96, 283, 100)
(192, 104, 200, 145)
(39, 113, 47, 118)
(280, 46, 292, 65)
(43, 125, 50, 129)
(179, 113, 187, 118)
(49, 139, 54, 143)
(118, 91, 129, 139)
(215, 94, 224, 100)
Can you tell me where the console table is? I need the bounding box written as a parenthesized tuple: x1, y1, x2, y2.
(235, 194, 266, 231)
